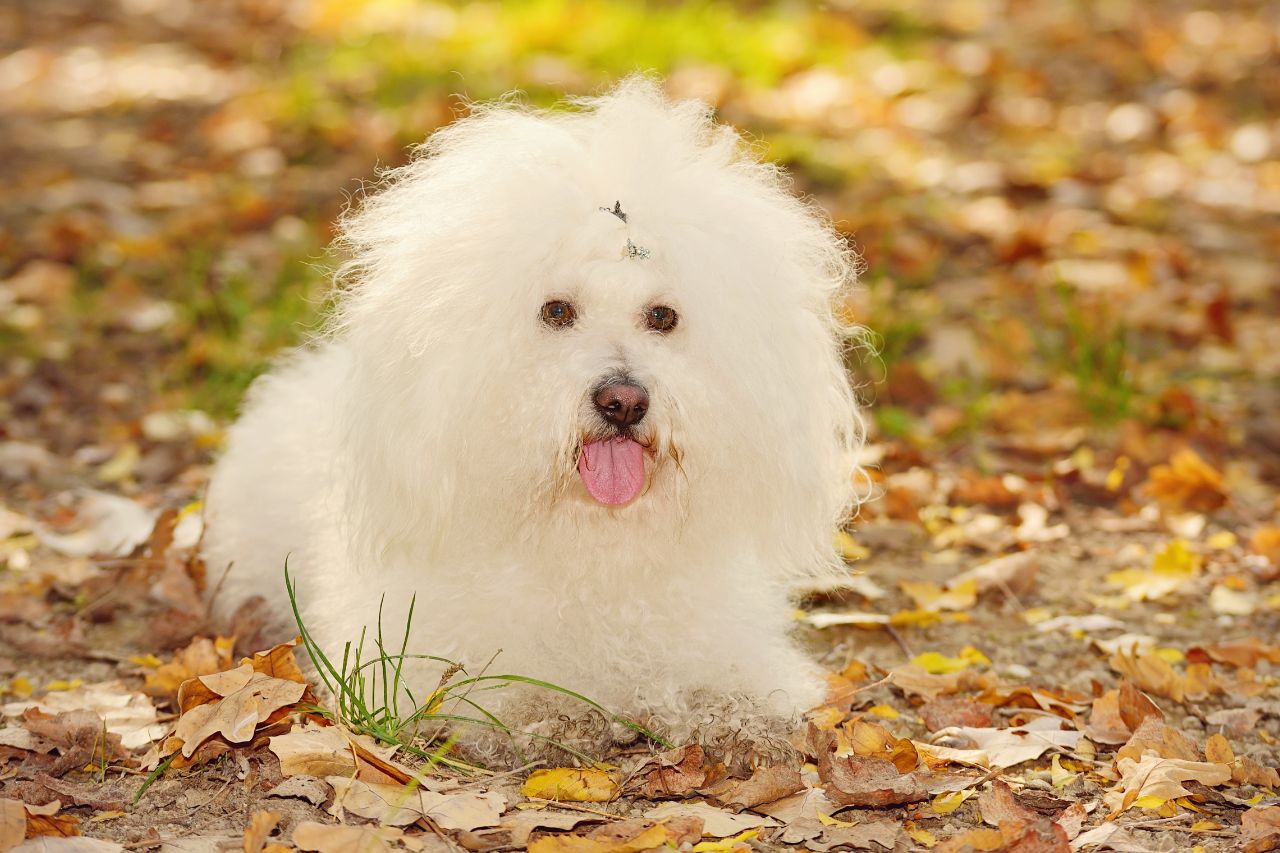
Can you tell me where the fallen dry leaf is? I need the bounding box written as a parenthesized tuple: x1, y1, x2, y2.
(818, 751, 932, 807)
(1105, 752, 1232, 814)
(1205, 706, 1262, 737)
(495, 809, 600, 848)
(527, 817, 701, 853)
(142, 636, 235, 699)
(19, 799, 81, 839)
(977, 780, 1040, 827)
(1115, 715, 1201, 764)
(242, 810, 280, 853)
(887, 663, 998, 701)
(621, 744, 708, 798)
(643, 802, 777, 838)
(1242, 805, 1280, 853)
(1, 800, 24, 849)
(3, 681, 167, 750)
(899, 578, 978, 612)
(522, 768, 619, 803)
(951, 551, 1040, 598)
(268, 720, 401, 781)
(292, 820, 407, 853)
(1142, 448, 1229, 512)
(703, 763, 804, 810)
(1186, 639, 1280, 668)
(327, 776, 505, 830)
(930, 718, 1081, 770)
(1109, 648, 1222, 703)
(169, 663, 306, 759)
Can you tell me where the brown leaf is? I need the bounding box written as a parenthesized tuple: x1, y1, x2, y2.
(1243, 806, 1280, 853)
(935, 827, 1005, 852)
(1083, 690, 1131, 745)
(1142, 448, 1228, 512)
(1116, 681, 1163, 732)
(817, 751, 930, 807)
(1233, 756, 1280, 787)
(22, 800, 80, 838)
(292, 821, 406, 853)
(995, 817, 1071, 853)
(920, 697, 994, 731)
(1054, 802, 1087, 840)
(621, 744, 708, 798)
(887, 664, 998, 701)
(143, 636, 235, 700)
(0, 800, 23, 849)
(243, 810, 281, 853)
(170, 663, 305, 760)
(527, 817, 701, 853)
(1205, 707, 1262, 737)
(1116, 715, 1201, 764)
(244, 637, 309, 684)
(978, 780, 1040, 827)
(1186, 640, 1280, 669)
(1204, 733, 1234, 764)
(704, 763, 803, 810)
(21, 708, 127, 776)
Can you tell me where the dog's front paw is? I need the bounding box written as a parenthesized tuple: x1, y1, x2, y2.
(697, 712, 802, 777)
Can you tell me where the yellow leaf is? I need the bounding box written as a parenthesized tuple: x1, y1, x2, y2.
(912, 652, 973, 675)
(932, 790, 973, 814)
(817, 812, 856, 828)
(1206, 531, 1236, 550)
(522, 768, 618, 803)
(1154, 647, 1184, 664)
(9, 677, 33, 699)
(959, 646, 990, 666)
(1050, 754, 1077, 788)
(1022, 607, 1053, 625)
(907, 825, 937, 847)
(1132, 794, 1171, 811)
(867, 704, 899, 720)
(835, 531, 869, 561)
(1190, 819, 1221, 831)
(45, 679, 82, 692)
(129, 654, 164, 668)
(1106, 456, 1130, 491)
(1153, 540, 1201, 576)
(898, 579, 977, 612)
(692, 830, 758, 852)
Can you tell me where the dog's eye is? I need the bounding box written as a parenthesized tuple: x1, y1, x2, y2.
(644, 305, 678, 334)
(540, 300, 577, 329)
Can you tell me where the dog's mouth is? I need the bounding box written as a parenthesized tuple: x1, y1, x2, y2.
(577, 434, 648, 506)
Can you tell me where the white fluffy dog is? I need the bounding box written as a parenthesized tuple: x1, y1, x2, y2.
(203, 78, 862, 763)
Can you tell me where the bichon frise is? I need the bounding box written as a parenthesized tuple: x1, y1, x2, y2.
(203, 78, 862, 765)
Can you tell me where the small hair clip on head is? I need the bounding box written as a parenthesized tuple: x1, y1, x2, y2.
(599, 200, 649, 260)
(600, 200, 628, 223)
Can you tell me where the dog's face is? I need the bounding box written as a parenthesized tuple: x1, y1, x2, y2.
(335, 83, 862, 575)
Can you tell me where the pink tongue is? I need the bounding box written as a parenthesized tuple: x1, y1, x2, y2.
(578, 438, 646, 506)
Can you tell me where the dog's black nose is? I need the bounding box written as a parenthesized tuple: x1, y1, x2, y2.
(594, 382, 648, 428)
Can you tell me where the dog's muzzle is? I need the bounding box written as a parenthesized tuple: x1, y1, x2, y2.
(578, 378, 650, 506)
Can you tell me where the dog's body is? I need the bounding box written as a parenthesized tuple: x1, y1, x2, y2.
(203, 80, 861, 759)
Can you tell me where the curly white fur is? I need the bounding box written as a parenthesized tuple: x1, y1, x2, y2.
(203, 78, 862, 756)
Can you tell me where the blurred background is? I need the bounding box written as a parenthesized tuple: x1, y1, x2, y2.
(2, 0, 1278, 514)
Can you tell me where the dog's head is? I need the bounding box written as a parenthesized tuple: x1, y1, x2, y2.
(332, 78, 864, 578)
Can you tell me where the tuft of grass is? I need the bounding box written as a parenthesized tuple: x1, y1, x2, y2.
(1038, 283, 1137, 424)
(285, 565, 670, 770)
